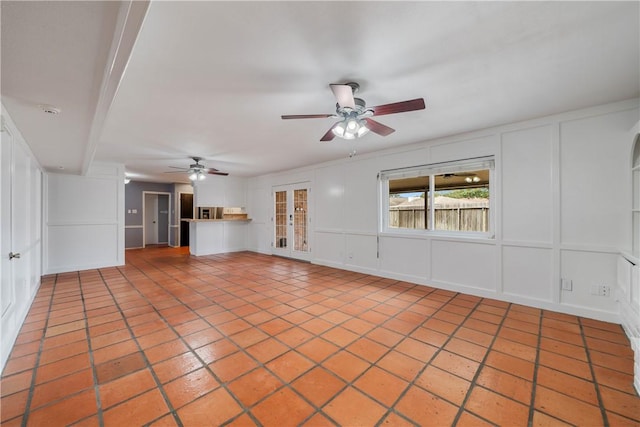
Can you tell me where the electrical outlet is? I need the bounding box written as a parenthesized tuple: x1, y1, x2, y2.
(590, 284, 610, 297)
(561, 278, 572, 291)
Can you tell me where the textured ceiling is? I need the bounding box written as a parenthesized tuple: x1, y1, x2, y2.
(2, 1, 639, 183)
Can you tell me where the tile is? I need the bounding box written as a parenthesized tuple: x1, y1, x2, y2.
(153, 352, 204, 384)
(99, 368, 157, 409)
(395, 385, 459, 426)
(321, 326, 360, 347)
(379, 412, 415, 427)
(295, 337, 340, 364)
(137, 329, 178, 350)
(592, 365, 637, 395)
(366, 327, 404, 347)
(246, 337, 290, 363)
(465, 386, 529, 426)
(322, 351, 370, 382)
(345, 337, 388, 363)
(0, 370, 34, 397)
(182, 328, 223, 349)
(144, 339, 190, 364)
(291, 367, 346, 407)
(227, 367, 283, 407)
(431, 350, 479, 382)
(92, 340, 139, 365)
(251, 387, 315, 427)
(266, 351, 314, 383)
(209, 351, 258, 383)
(103, 389, 170, 426)
(492, 337, 537, 362)
(35, 353, 90, 384)
(276, 326, 314, 348)
(536, 365, 598, 405)
(27, 389, 97, 427)
(534, 386, 603, 426)
(415, 365, 471, 406)
(396, 337, 438, 362)
(90, 329, 132, 350)
(475, 365, 532, 404)
(377, 350, 425, 382)
(2, 353, 38, 376)
(599, 385, 640, 422)
(95, 352, 146, 384)
(163, 368, 220, 410)
(300, 318, 334, 335)
(453, 326, 494, 347)
(257, 318, 294, 335)
(409, 327, 449, 347)
(300, 412, 335, 427)
(456, 411, 495, 427)
(230, 327, 269, 348)
(538, 350, 592, 380)
(353, 366, 408, 407)
(532, 410, 572, 427)
(194, 338, 239, 364)
(485, 350, 535, 381)
(30, 369, 94, 409)
(539, 336, 587, 362)
(0, 389, 28, 423)
(324, 386, 387, 426)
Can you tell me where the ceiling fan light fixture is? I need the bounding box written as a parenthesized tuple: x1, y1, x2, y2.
(332, 122, 346, 137)
(189, 170, 206, 181)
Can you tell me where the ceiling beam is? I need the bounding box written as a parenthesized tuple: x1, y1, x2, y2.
(81, 0, 150, 176)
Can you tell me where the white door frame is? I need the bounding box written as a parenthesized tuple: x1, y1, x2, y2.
(272, 183, 311, 261)
(142, 191, 171, 248)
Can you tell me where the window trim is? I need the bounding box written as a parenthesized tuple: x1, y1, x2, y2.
(379, 156, 495, 238)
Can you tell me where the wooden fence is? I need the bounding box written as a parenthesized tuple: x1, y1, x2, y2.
(389, 207, 489, 231)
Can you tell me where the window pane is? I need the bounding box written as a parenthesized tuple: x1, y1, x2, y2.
(433, 169, 489, 232)
(388, 176, 429, 230)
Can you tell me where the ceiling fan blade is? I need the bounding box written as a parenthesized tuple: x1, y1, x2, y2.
(164, 170, 188, 173)
(167, 165, 187, 169)
(208, 171, 229, 176)
(370, 98, 425, 116)
(330, 84, 356, 109)
(364, 118, 395, 136)
(320, 125, 337, 142)
(281, 114, 333, 120)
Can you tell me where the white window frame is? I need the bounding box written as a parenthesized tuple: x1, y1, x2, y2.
(379, 156, 495, 239)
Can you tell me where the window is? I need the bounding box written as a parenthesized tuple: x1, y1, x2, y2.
(381, 157, 494, 236)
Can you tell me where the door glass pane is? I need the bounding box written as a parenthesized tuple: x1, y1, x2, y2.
(294, 189, 308, 252)
(275, 191, 287, 248)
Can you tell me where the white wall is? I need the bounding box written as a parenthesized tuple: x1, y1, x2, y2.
(1, 107, 43, 372)
(247, 99, 640, 323)
(191, 175, 249, 254)
(44, 163, 125, 273)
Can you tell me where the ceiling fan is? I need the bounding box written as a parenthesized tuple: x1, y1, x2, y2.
(165, 157, 228, 181)
(281, 82, 425, 142)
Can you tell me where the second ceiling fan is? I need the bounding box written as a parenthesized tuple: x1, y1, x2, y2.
(282, 82, 425, 141)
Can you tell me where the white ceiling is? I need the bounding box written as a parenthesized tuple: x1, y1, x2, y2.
(2, 1, 639, 183)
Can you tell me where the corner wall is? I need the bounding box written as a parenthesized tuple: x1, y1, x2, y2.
(44, 163, 125, 274)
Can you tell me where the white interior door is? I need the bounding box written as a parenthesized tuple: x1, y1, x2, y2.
(273, 184, 310, 261)
(144, 193, 158, 245)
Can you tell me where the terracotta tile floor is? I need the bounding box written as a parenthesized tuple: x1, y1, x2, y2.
(1, 247, 639, 426)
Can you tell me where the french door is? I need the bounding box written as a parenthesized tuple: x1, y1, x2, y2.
(272, 184, 310, 261)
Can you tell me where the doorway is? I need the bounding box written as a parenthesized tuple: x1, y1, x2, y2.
(272, 183, 311, 261)
(143, 192, 170, 247)
(180, 193, 193, 247)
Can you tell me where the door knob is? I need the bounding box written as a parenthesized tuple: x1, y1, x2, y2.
(9, 252, 20, 260)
